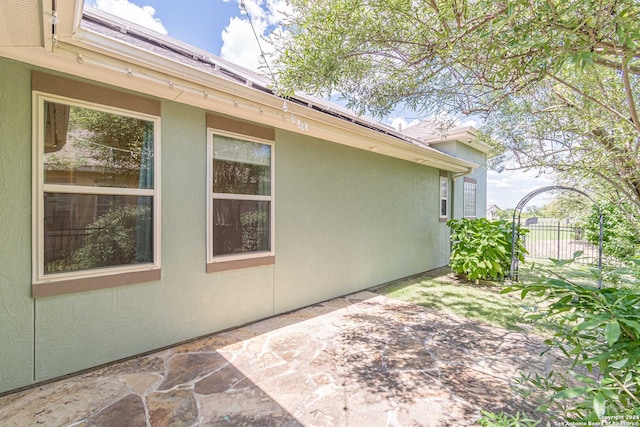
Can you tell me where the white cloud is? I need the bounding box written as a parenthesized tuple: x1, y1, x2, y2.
(220, 17, 264, 71)
(486, 168, 556, 209)
(92, 0, 168, 34)
(458, 118, 477, 128)
(389, 116, 420, 132)
(487, 178, 511, 188)
(220, 0, 292, 72)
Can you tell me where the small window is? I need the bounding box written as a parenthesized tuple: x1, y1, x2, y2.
(207, 131, 274, 267)
(439, 176, 448, 219)
(33, 92, 160, 291)
(464, 179, 477, 218)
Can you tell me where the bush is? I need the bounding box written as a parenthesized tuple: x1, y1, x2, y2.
(72, 204, 151, 270)
(478, 411, 543, 427)
(582, 202, 640, 261)
(447, 218, 528, 281)
(504, 257, 640, 421)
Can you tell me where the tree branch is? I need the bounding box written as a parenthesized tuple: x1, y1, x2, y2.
(546, 72, 632, 124)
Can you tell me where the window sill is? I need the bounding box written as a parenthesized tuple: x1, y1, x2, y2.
(207, 256, 275, 273)
(32, 268, 161, 298)
(439, 217, 448, 223)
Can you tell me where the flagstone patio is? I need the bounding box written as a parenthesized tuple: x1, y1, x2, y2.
(0, 291, 561, 426)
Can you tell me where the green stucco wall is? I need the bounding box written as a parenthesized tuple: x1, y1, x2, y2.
(0, 57, 455, 393)
(274, 132, 447, 313)
(434, 141, 487, 219)
(0, 58, 35, 392)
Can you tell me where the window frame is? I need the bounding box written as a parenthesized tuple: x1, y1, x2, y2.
(206, 129, 275, 270)
(32, 91, 161, 295)
(439, 173, 449, 221)
(463, 177, 478, 218)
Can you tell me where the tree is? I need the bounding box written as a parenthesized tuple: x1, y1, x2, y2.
(274, 0, 640, 222)
(582, 201, 640, 260)
(538, 194, 590, 221)
(70, 106, 150, 174)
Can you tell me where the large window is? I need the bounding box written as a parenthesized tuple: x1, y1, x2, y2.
(207, 131, 274, 270)
(463, 178, 477, 218)
(33, 92, 160, 294)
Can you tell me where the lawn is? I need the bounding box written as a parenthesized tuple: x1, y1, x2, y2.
(374, 267, 548, 334)
(374, 260, 612, 336)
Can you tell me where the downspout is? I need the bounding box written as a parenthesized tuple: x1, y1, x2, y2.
(452, 168, 474, 179)
(447, 167, 475, 257)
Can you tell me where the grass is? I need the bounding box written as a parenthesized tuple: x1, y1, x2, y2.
(375, 267, 550, 334)
(375, 258, 615, 334)
(524, 227, 578, 242)
(518, 258, 604, 288)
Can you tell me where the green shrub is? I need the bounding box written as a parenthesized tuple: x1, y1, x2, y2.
(582, 202, 640, 261)
(447, 218, 528, 281)
(504, 257, 640, 421)
(72, 204, 151, 270)
(478, 411, 543, 427)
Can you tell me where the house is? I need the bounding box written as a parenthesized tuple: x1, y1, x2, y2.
(403, 122, 489, 219)
(0, 2, 487, 394)
(486, 204, 502, 220)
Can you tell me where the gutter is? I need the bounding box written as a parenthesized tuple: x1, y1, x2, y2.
(7, 4, 477, 173)
(451, 168, 474, 180)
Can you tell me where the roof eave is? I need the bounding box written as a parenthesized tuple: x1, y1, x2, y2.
(2, 4, 477, 173)
(421, 126, 491, 154)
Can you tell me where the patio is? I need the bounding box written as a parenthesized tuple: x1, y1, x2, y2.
(0, 291, 559, 426)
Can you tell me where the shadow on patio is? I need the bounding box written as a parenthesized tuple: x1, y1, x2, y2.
(0, 291, 561, 426)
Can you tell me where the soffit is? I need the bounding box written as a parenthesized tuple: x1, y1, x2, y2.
(0, 0, 42, 47)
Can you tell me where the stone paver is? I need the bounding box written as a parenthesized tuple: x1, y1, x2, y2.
(0, 291, 561, 426)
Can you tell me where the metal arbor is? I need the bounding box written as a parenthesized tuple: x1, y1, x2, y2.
(509, 186, 604, 288)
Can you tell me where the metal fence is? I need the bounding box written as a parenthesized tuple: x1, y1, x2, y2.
(523, 222, 599, 265)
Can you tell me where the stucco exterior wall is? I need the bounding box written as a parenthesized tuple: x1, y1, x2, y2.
(0, 57, 456, 393)
(274, 131, 448, 313)
(0, 58, 35, 392)
(432, 141, 487, 219)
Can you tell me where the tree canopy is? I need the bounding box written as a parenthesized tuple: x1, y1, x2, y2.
(274, 0, 640, 222)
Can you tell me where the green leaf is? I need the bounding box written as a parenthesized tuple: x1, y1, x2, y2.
(620, 319, 640, 334)
(593, 392, 606, 417)
(576, 316, 608, 331)
(552, 386, 590, 399)
(605, 320, 621, 346)
(610, 358, 628, 369)
(572, 372, 596, 385)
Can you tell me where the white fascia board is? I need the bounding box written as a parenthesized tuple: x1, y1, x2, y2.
(422, 126, 492, 154)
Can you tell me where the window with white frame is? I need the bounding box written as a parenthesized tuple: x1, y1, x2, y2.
(33, 92, 160, 289)
(463, 178, 477, 218)
(439, 175, 448, 219)
(207, 131, 274, 265)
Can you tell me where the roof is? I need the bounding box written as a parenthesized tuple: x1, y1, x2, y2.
(404, 121, 491, 154)
(0, 2, 480, 173)
(79, 7, 426, 147)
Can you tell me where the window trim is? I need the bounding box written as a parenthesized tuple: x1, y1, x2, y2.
(32, 91, 162, 296)
(463, 177, 478, 218)
(206, 128, 275, 270)
(439, 172, 449, 222)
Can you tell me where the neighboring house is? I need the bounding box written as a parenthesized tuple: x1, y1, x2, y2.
(487, 204, 502, 220)
(0, 3, 487, 393)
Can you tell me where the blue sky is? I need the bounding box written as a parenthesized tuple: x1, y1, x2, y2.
(86, 0, 288, 71)
(86, 0, 555, 210)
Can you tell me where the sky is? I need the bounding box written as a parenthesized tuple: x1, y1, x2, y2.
(86, 0, 556, 210)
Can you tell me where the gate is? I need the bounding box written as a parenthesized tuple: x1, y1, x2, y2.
(523, 220, 599, 265)
(510, 186, 603, 288)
